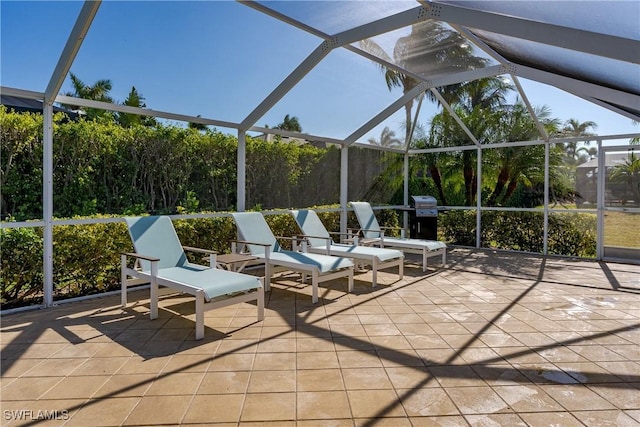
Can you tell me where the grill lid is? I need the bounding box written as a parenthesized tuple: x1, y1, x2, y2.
(410, 195, 437, 208)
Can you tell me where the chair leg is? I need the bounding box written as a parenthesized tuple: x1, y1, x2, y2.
(399, 258, 404, 280)
(423, 248, 428, 272)
(150, 277, 159, 320)
(311, 271, 319, 304)
(264, 262, 271, 292)
(371, 259, 378, 287)
(347, 268, 354, 293)
(120, 254, 128, 307)
(257, 279, 265, 321)
(195, 291, 204, 340)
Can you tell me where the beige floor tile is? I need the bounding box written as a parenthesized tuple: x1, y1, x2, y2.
(573, 409, 640, 427)
(297, 351, 340, 369)
(19, 358, 82, 377)
(408, 415, 469, 426)
(540, 384, 617, 410)
(14, 343, 68, 359)
(208, 352, 255, 371)
(377, 349, 424, 368)
(0, 358, 42, 378)
(445, 386, 510, 414)
(330, 323, 368, 337)
(342, 367, 392, 390)
(145, 371, 204, 395)
(337, 350, 382, 369)
(256, 338, 296, 353)
(197, 371, 250, 394)
(354, 417, 412, 426)
(297, 368, 345, 391)
(240, 392, 296, 421)
(404, 334, 449, 350)
(252, 352, 296, 371)
(348, 389, 406, 418)
(493, 384, 564, 412)
(385, 366, 435, 390)
(123, 394, 192, 425)
(183, 394, 244, 424)
(66, 397, 139, 426)
(93, 373, 154, 398)
(464, 413, 528, 426)
(587, 382, 640, 410)
(1, 250, 638, 426)
(297, 337, 336, 352)
(217, 338, 259, 354)
(297, 391, 352, 419)
(518, 411, 585, 426)
(429, 365, 485, 387)
(333, 336, 374, 352)
(470, 364, 531, 386)
(68, 356, 130, 376)
(596, 360, 640, 382)
(49, 342, 107, 359)
(248, 370, 296, 392)
(40, 375, 109, 400)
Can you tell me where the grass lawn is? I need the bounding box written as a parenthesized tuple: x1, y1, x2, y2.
(604, 211, 640, 248)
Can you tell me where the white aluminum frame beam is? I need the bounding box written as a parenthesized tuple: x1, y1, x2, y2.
(429, 87, 481, 146)
(449, 23, 550, 141)
(514, 64, 640, 113)
(344, 82, 428, 145)
(55, 95, 239, 129)
(239, 5, 432, 131)
(424, 1, 639, 64)
(45, 1, 101, 104)
(41, 0, 101, 307)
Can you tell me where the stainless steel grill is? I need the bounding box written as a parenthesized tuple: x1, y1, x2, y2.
(406, 195, 438, 240)
(411, 195, 438, 217)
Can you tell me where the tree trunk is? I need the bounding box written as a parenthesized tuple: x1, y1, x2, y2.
(488, 167, 510, 206)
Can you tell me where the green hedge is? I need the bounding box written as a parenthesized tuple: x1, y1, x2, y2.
(1, 209, 596, 309)
(437, 209, 596, 257)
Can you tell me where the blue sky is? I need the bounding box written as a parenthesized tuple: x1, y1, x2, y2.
(1, 1, 637, 145)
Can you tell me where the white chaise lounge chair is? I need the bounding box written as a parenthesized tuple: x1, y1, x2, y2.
(231, 212, 354, 303)
(290, 209, 403, 287)
(350, 201, 447, 272)
(121, 216, 264, 339)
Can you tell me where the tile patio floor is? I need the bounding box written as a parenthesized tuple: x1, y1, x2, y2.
(1, 248, 639, 426)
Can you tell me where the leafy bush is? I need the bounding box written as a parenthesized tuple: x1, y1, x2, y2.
(52, 218, 132, 299)
(1, 226, 44, 308)
(439, 210, 596, 257)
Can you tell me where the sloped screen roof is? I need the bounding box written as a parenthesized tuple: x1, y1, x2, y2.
(1, 0, 638, 148)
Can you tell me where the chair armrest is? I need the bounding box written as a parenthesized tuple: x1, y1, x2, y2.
(230, 239, 271, 259)
(182, 246, 218, 266)
(230, 239, 271, 248)
(121, 252, 160, 262)
(294, 234, 331, 253)
(182, 246, 218, 255)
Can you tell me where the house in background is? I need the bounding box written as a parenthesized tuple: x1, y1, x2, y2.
(1, 94, 79, 119)
(576, 152, 637, 206)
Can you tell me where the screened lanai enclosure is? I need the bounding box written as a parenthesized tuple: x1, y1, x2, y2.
(1, 0, 639, 309)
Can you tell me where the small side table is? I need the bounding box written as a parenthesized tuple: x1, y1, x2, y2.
(215, 253, 258, 272)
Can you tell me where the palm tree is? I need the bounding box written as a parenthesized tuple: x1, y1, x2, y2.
(609, 151, 640, 206)
(118, 86, 156, 128)
(485, 102, 557, 206)
(276, 114, 302, 132)
(368, 126, 402, 147)
(61, 72, 114, 120)
(558, 118, 598, 164)
(426, 77, 514, 205)
(360, 20, 488, 143)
